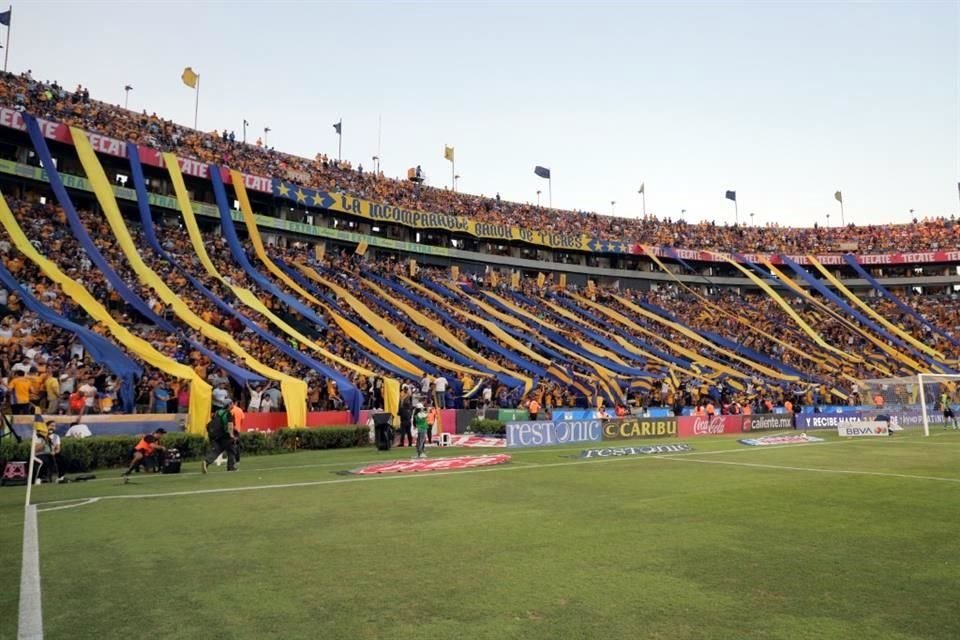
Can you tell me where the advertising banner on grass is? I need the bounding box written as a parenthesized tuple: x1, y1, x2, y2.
(742, 414, 795, 432)
(601, 417, 678, 441)
(677, 415, 744, 437)
(506, 419, 603, 448)
(796, 413, 862, 430)
(838, 421, 889, 437)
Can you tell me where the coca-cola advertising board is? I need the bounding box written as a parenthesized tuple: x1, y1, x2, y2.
(677, 415, 745, 437)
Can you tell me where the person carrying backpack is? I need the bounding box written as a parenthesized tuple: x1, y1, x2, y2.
(202, 399, 237, 473)
(413, 402, 429, 459)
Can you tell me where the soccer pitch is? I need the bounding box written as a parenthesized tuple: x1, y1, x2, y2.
(3, 431, 960, 640)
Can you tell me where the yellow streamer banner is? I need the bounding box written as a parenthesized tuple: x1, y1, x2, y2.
(610, 295, 791, 380)
(805, 255, 944, 362)
(364, 280, 528, 386)
(0, 195, 212, 434)
(485, 291, 631, 369)
(707, 250, 854, 365)
(293, 264, 486, 378)
(760, 258, 922, 375)
(574, 293, 779, 384)
(383, 377, 400, 426)
(165, 156, 375, 382)
(398, 275, 538, 392)
(71, 129, 307, 427)
(641, 245, 823, 369)
(231, 170, 333, 311)
(327, 308, 423, 376)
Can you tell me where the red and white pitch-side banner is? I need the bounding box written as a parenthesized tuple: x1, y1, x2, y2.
(0, 107, 272, 193)
(677, 415, 744, 437)
(633, 243, 960, 266)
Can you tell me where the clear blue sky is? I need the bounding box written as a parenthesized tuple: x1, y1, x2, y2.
(8, 1, 959, 227)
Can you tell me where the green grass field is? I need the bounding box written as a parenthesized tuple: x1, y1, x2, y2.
(3, 430, 960, 640)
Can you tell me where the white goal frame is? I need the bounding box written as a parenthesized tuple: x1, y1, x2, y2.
(917, 373, 960, 437)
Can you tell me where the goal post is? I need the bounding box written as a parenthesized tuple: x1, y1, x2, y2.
(859, 373, 960, 437)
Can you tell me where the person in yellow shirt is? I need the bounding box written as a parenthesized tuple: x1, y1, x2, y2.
(27, 367, 44, 410)
(45, 371, 61, 414)
(9, 370, 34, 414)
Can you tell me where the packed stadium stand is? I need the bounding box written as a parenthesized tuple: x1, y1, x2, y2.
(0, 70, 958, 434)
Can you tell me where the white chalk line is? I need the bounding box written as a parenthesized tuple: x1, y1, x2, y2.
(17, 504, 43, 639)
(36, 498, 101, 513)
(656, 455, 960, 484)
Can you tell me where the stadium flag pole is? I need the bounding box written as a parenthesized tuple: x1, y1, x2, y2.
(2, 6, 11, 74)
(548, 177, 552, 208)
(193, 74, 200, 130)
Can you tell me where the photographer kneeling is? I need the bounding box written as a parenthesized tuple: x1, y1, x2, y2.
(121, 428, 168, 479)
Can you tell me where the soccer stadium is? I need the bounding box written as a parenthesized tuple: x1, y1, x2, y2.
(1, 3, 958, 639)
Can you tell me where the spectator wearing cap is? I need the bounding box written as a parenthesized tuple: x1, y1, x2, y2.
(212, 381, 229, 409)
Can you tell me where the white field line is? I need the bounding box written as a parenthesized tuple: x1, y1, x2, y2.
(656, 455, 960, 483)
(17, 504, 43, 639)
(31, 436, 931, 508)
(36, 498, 101, 513)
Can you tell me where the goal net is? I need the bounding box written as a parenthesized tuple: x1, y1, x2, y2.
(858, 374, 960, 437)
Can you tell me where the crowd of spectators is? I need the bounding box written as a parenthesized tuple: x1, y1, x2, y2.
(1, 58, 959, 420)
(2, 72, 958, 256)
(2, 186, 959, 418)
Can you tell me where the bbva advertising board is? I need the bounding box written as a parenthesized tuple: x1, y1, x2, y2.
(837, 421, 889, 437)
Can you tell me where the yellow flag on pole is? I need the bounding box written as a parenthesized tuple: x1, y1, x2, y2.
(314, 242, 326, 261)
(451, 265, 459, 281)
(355, 240, 368, 256)
(558, 273, 567, 289)
(536, 272, 546, 288)
(444, 145, 455, 162)
(409, 259, 417, 277)
(510, 271, 520, 289)
(181, 67, 198, 89)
